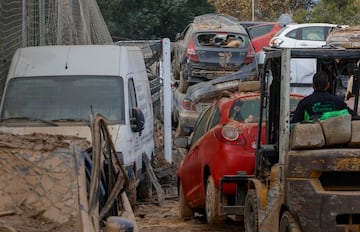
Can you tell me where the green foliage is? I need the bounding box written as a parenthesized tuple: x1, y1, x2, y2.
(97, 0, 359, 40)
(304, 0, 360, 25)
(97, 0, 215, 40)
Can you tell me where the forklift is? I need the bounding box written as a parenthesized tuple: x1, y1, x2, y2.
(242, 48, 360, 232)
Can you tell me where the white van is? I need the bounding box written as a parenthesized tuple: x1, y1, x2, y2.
(0, 45, 154, 203)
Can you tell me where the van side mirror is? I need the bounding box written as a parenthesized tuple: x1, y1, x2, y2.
(130, 107, 145, 134)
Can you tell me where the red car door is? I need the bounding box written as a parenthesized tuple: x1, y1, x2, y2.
(180, 106, 215, 208)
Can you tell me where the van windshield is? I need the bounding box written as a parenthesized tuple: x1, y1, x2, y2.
(1, 76, 125, 123)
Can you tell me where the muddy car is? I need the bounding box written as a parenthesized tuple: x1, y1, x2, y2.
(0, 115, 136, 232)
(172, 65, 257, 136)
(326, 25, 360, 48)
(172, 13, 258, 93)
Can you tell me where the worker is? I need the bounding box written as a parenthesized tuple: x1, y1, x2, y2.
(291, 71, 355, 123)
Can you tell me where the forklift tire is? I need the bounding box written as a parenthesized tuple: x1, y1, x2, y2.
(205, 175, 226, 224)
(279, 211, 302, 232)
(179, 181, 193, 218)
(244, 189, 259, 232)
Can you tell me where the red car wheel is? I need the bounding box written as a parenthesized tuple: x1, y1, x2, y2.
(205, 175, 226, 224)
(179, 181, 193, 218)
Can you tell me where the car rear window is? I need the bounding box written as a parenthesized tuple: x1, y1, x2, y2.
(248, 24, 274, 39)
(229, 98, 262, 123)
(196, 33, 247, 48)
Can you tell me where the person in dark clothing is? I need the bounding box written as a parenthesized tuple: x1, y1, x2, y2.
(291, 71, 355, 123)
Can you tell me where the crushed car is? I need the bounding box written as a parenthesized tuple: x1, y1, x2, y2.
(172, 13, 258, 93)
(172, 65, 257, 136)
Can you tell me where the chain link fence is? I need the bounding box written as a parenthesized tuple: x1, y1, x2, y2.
(0, 0, 113, 96)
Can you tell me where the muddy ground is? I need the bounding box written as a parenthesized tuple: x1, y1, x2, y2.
(134, 121, 245, 231)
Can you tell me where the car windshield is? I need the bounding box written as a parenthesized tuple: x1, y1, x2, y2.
(197, 33, 247, 48)
(1, 76, 125, 122)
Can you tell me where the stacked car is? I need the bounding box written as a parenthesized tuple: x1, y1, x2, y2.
(172, 13, 258, 94)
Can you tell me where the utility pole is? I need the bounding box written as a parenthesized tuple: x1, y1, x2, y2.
(252, 0, 254, 21)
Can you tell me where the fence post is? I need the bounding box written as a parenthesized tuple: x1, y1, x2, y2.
(162, 38, 172, 163)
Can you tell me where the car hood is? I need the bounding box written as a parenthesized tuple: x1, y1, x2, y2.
(184, 64, 258, 105)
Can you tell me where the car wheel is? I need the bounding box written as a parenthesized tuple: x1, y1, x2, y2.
(178, 71, 188, 93)
(244, 189, 259, 232)
(179, 180, 193, 218)
(205, 175, 226, 224)
(279, 211, 301, 232)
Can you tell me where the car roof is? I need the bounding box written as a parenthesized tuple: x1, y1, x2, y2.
(281, 23, 337, 30)
(239, 21, 270, 28)
(247, 22, 280, 29)
(192, 13, 247, 33)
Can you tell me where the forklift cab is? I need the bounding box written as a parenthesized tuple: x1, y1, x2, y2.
(256, 48, 360, 178)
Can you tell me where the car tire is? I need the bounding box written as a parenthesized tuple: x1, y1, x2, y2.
(178, 71, 188, 93)
(179, 180, 193, 218)
(205, 175, 226, 224)
(244, 189, 259, 232)
(279, 211, 302, 232)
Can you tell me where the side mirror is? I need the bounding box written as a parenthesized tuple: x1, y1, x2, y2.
(130, 107, 145, 134)
(173, 136, 188, 149)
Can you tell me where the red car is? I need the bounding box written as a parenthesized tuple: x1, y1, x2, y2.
(175, 90, 303, 224)
(248, 22, 283, 52)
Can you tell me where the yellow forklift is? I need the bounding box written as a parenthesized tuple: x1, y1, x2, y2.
(243, 48, 360, 232)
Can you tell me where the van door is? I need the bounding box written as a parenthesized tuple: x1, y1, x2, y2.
(128, 78, 141, 166)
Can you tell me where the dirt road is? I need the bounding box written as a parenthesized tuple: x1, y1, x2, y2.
(134, 148, 244, 232)
(139, 121, 244, 231)
(135, 196, 244, 232)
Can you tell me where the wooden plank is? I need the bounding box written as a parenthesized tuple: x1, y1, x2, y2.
(142, 154, 165, 206)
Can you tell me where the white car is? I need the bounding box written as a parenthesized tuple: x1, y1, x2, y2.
(269, 23, 337, 96)
(269, 23, 337, 48)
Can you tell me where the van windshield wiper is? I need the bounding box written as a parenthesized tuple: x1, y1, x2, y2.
(0, 117, 58, 126)
(51, 118, 89, 123)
